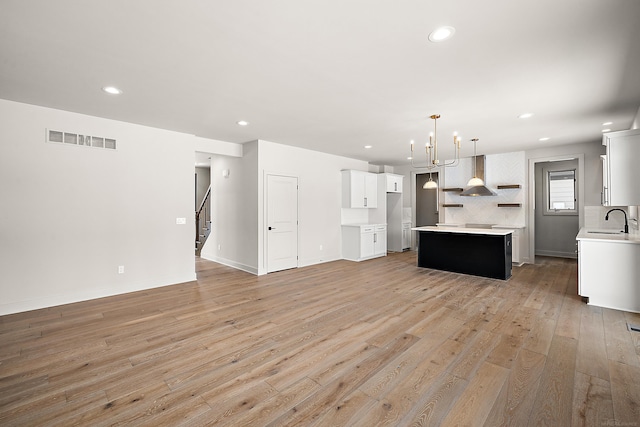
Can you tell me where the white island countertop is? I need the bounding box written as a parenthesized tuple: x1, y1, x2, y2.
(342, 223, 386, 227)
(412, 226, 514, 236)
(576, 227, 640, 245)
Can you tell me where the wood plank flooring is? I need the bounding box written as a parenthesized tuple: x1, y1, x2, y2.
(1, 252, 639, 426)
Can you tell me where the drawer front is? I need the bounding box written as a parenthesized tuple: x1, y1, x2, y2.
(362, 226, 375, 233)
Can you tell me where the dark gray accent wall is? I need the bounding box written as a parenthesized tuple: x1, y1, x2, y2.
(415, 172, 439, 227)
(535, 159, 579, 258)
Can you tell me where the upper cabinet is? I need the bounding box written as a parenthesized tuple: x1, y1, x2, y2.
(342, 170, 378, 208)
(383, 173, 403, 193)
(602, 128, 640, 206)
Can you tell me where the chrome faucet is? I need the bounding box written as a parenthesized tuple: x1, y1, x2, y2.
(605, 208, 629, 234)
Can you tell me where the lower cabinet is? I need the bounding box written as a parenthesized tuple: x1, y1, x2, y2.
(577, 238, 640, 313)
(492, 226, 524, 265)
(402, 222, 411, 250)
(374, 225, 387, 256)
(342, 224, 387, 261)
(359, 227, 375, 259)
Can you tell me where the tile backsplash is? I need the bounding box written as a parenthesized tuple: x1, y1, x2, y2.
(443, 151, 526, 226)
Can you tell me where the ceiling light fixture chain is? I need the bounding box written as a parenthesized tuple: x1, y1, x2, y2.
(410, 114, 461, 189)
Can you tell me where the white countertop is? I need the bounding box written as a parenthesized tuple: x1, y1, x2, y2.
(412, 226, 514, 236)
(576, 227, 640, 245)
(342, 223, 386, 227)
(435, 223, 525, 229)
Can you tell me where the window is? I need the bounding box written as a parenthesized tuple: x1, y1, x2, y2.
(546, 169, 576, 214)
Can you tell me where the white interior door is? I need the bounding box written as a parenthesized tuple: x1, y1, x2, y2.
(267, 174, 298, 273)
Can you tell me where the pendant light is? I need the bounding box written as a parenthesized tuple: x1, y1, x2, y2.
(423, 172, 437, 189)
(467, 138, 484, 186)
(460, 137, 497, 197)
(409, 114, 461, 190)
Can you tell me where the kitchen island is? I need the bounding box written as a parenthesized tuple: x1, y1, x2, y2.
(412, 226, 514, 280)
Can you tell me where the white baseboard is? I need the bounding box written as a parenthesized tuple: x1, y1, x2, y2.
(200, 254, 258, 275)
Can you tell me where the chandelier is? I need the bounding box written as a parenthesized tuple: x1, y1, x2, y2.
(410, 114, 461, 189)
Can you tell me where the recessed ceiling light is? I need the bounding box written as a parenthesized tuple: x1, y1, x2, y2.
(407, 156, 413, 160)
(102, 86, 122, 95)
(237, 120, 249, 126)
(518, 113, 534, 119)
(364, 145, 372, 149)
(602, 128, 611, 133)
(602, 121, 613, 126)
(428, 26, 456, 42)
(539, 137, 550, 141)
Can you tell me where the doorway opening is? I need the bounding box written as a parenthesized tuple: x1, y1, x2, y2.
(415, 172, 439, 227)
(195, 163, 211, 256)
(528, 154, 584, 262)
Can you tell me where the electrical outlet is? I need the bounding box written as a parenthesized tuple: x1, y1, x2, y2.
(319, 244, 323, 251)
(118, 265, 125, 274)
(218, 244, 221, 251)
(176, 217, 186, 225)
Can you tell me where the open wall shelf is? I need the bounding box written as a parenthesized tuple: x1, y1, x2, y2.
(497, 203, 522, 207)
(496, 184, 521, 189)
(442, 188, 463, 192)
(442, 204, 464, 208)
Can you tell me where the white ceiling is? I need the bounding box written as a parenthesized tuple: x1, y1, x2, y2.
(1, 1, 639, 165)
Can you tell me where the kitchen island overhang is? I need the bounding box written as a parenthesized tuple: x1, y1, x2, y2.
(412, 226, 514, 280)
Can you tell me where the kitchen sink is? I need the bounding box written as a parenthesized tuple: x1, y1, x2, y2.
(586, 230, 623, 235)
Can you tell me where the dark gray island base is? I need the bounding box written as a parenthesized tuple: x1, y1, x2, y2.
(413, 226, 513, 280)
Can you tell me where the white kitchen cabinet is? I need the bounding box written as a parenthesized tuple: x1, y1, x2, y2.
(492, 225, 524, 265)
(513, 233, 520, 264)
(602, 128, 640, 206)
(402, 222, 411, 250)
(342, 170, 378, 208)
(359, 227, 375, 259)
(577, 231, 640, 313)
(342, 224, 386, 261)
(600, 154, 609, 206)
(374, 225, 387, 255)
(383, 173, 403, 193)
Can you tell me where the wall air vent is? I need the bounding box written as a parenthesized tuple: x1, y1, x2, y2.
(46, 129, 117, 150)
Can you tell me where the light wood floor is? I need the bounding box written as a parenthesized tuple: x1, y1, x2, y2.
(1, 252, 639, 426)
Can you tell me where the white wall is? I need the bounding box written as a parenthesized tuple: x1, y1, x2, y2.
(201, 139, 368, 275)
(257, 140, 368, 274)
(0, 99, 199, 315)
(201, 142, 259, 273)
(632, 106, 640, 130)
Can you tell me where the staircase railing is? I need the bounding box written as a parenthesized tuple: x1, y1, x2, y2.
(195, 185, 211, 256)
